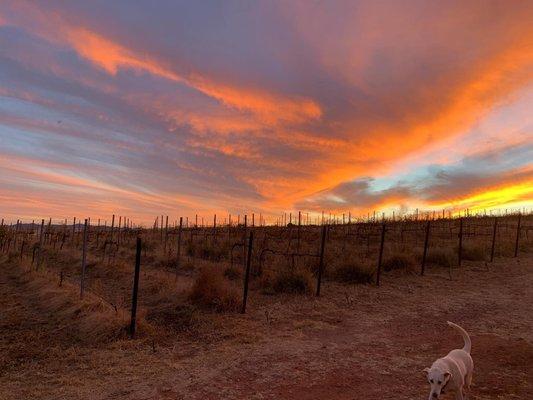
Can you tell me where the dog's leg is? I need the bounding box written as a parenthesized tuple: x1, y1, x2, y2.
(465, 372, 472, 389)
(455, 390, 464, 400)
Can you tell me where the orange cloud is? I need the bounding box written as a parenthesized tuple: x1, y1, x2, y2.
(64, 28, 321, 125)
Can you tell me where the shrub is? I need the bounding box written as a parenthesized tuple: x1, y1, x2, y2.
(189, 267, 240, 312)
(333, 261, 374, 284)
(223, 265, 242, 280)
(382, 253, 416, 272)
(461, 244, 486, 261)
(425, 248, 455, 268)
(186, 241, 197, 257)
(262, 267, 313, 294)
(146, 303, 198, 332)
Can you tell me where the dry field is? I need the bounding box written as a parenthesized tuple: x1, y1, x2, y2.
(0, 215, 532, 399)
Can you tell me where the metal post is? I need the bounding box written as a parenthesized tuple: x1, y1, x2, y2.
(72, 217, 76, 243)
(130, 237, 142, 338)
(241, 231, 254, 314)
(490, 217, 497, 262)
(376, 222, 386, 286)
(316, 225, 327, 296)
(36, 219, 45, 269)
(458, 217, 463, 266)
(110, 214, 115, 243)
(176, 217, 183, 277)
(80, 219, 88, 299)
(297, 211, 301, 252)
(421, 220, 430, 276)
(514, 213, 522, 258)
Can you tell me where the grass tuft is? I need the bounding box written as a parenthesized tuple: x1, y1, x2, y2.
(189, 267, 240, 312)
(382, 253, 416, 272)
(333, 260, 374, 284)
(261, 267, 313, 294)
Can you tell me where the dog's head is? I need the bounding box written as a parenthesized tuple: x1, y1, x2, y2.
(423, 367, 451, 399)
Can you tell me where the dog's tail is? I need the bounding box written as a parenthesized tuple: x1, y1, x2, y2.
(447, 321, 471, 353)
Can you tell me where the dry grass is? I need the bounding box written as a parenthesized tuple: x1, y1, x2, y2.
(260, 266, 314, 294)
(461, 243, 486, 261)
(425, 247, 456, 268)
(382, 252, 417, 272)
(189, 266, 241, 312)
(223, 264, 242, 280)
(4, 258, 127, 344)
(332, 260, 374, 284)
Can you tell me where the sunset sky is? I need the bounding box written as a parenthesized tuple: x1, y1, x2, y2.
(1, 1, 532, 224)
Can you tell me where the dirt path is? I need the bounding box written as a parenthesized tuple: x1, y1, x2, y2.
(1, 256, 532, 399)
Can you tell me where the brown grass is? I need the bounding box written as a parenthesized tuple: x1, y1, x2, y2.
(261, 267, 314, 294)
(382, 252, 417, 272)
(425, 247, 456, 268)
(189, 266, 241, 312)
(332, 260, 374, 284)
(6, 259, 127, 343)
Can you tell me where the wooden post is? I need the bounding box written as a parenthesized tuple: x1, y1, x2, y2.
(376, 222, 386, 286)
(130, 237, 142, 338)
(241, 231, 254, 314)
(316, 225, 327, 296)
(421, 220, 430, 276)
(514, 213, 522, 258)
(80, 219, 88, 299)
(490, 217, 497, 262)
(458, 217, 464, 266)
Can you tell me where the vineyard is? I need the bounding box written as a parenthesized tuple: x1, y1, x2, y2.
(1, 212, 533, 399)
(0, 213, 531, 335)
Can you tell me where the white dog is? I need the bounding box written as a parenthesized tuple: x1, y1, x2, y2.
(424, 322, 473, 400)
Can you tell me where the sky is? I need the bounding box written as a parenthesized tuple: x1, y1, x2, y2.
(0, 1, 532, 225)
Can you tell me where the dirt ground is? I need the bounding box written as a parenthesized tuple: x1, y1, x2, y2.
(1, 254, 532, 400)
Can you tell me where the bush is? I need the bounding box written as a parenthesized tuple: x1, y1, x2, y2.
(146, 303, 198, 332)
(223, 265, 242, 280)
(262, 267, 313, 294)
(461, 244, 485, 261)
(189, 267, 240, 312)
(333, 261, 374, 284)
(425, 248, 455, 268)
(382, 253, 416, 272)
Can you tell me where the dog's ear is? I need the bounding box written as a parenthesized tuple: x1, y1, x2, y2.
(443, 371, 452, 381)
(423, 367, 430, 376)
